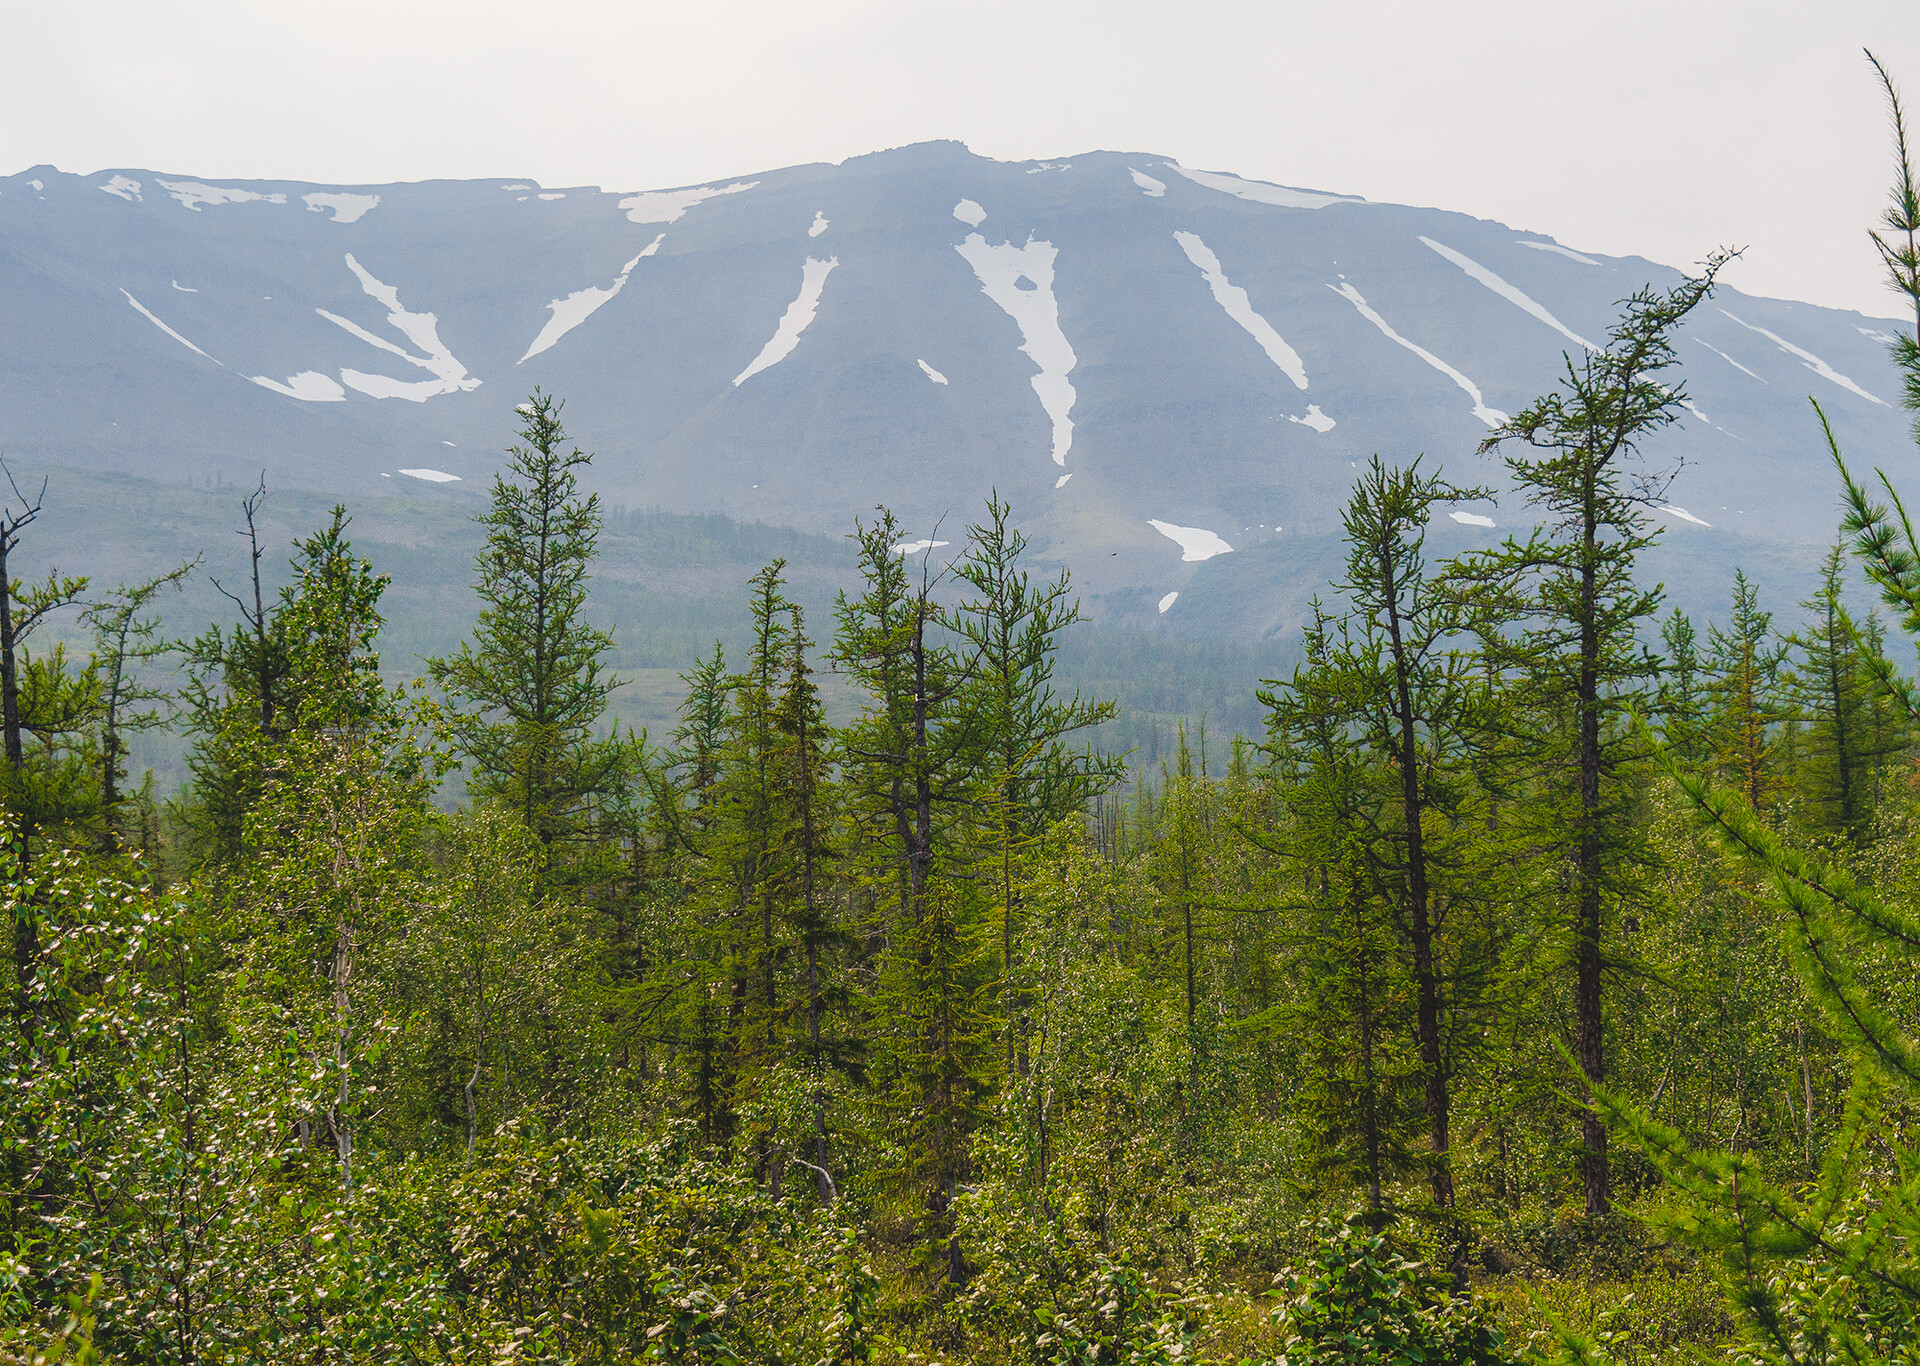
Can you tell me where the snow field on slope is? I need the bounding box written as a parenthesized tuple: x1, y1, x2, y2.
(1148, 520, 1234, 561)
(734, 257, 839, 386)
(1718, 309, 1886, 405)
(121, 290, 220, 365)
(1420, 236, 1596, 353)
(1695, 338, 1766, 382)
(620, 182, 758, 224)
(955, 233, 1078, 465)
(1165, 164, 1358, 210)
(1518, 240, 1599, 265)
(304, 192, 381, 223)
(156, 178, 286, 210)
(520, 236, 663, 363)
(1173, 231, 1310, 389)
(314, 255, 481, 401)
(252, 371, 346, 401)
(1329, 281, 1505, 427)
(1130, 168, 1166, 197)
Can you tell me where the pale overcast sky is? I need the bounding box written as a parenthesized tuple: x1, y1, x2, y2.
(5, 0, 1918, 319)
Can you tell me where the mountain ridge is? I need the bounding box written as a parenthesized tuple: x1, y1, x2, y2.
(3, 141, 1910, 640)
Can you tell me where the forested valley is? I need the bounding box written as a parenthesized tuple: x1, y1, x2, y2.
(18, 59, 1920, 1366)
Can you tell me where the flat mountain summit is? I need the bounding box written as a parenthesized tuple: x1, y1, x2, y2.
(1, 142, 1909, 636)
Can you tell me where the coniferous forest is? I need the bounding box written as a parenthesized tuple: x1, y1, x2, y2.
(18, 57, 1920, 1366)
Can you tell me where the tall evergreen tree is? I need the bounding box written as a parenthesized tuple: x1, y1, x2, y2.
(1466, 252, 1728, 1216)
(945, 494, 1120, 1077)
(431, 391, 625, 850)
(1705, 570, 1786, 815)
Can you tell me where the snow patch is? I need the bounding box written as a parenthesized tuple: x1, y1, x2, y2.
(918, 359, 949, 385)
(1027, 162, 1071, 173)
(810, 211, 829, 237)
(1158, 592, 1179, 613)
(304, 192, 380, 223)
(28, 179, 42, 192)
(1660, 505, 1711, 527)
(156, 177, 286, 211)
(317, 253, 482, 401)
(1174, 231, 1308, 389)
(1165, 163, 1360, 210)
(1420, 236, 1597, 352)
(519, 235, 663, 363)
(501, 184, 531, 190)
(1718, 309, 1887, 405)
(1679, 398, 1727, 433)
(397, 468, 461, 482)
(1148, 519, 1234, 561)
(1694, 337, 1766, 382)
(955, 233, 1078, 464)
(1055, 472, 1073, 488)
(170, 280, 196, 292)
(892, 539, 950, 555)
(1860, 326, 1901, 344)
(1130, 168, 1166, 197)
(99, 175, 141, 202)
(1518, 240, 1599, 265)
(1448, 510, 1495, 528)
(538, 192, 565, 201)
(1288, 405, 1336, 433)
(733, 256, 838, 385)
(121, 289, 221, 365)
(1329, 281, 1506, 427)
(619, 181, 757, 224)
(953, 199, 986, 227)
(251, 371, 345, 402)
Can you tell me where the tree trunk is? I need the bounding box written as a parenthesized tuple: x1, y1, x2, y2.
(1576, 501, 1610, 1218)
(1378, 537, 1453, 1208)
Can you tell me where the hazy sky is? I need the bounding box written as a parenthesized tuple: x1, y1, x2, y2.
(6, 1, 1919, 318)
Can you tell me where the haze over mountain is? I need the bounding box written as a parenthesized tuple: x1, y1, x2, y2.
(2, 141, 1911, 639)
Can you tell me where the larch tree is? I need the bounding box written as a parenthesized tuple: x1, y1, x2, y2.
(1467, 251, 1728, 1217)
(430, 391, 626, 853)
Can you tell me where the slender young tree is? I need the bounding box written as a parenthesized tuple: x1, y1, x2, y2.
(81, 560, 197, 858)
(1785, 545, 1878, 839)
(1336, 456, 1492, 1210)
(945, 494, 1120, 1077)
(1705, 570, 1786, 816)
(182, 478, 296, 866)
(431, 391, 625, 851)
(1467, 252, 1729, 1217)
(0, 470, 89, 877)
(832, 510, 990, 1287)
(1654, 608, 1709, 762)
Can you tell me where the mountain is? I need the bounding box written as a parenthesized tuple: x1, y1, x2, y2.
(1, 141, 1912, 642)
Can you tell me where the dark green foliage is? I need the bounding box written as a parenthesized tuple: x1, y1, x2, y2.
(1265, 1221, 1509, 1365)
(430, 390, 626, 850)
(24, 80, 1920, 1360)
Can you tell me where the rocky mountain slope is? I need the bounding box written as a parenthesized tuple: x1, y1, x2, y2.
(2, 142, 1910, 638)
